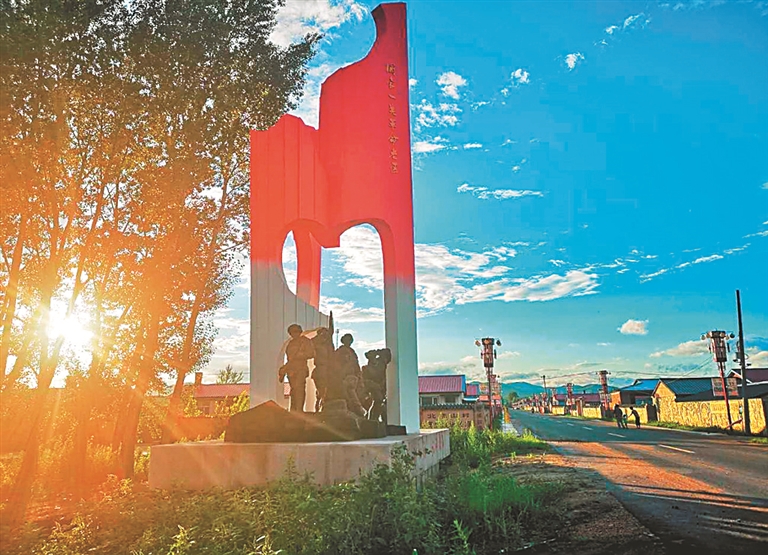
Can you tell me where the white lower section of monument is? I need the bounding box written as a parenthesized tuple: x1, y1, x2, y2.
(148, 429, 450, 490)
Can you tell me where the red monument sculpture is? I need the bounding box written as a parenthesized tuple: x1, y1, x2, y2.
(250, 2, 419, 432)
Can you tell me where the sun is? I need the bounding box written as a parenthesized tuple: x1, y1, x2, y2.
(46, 308, 93, 352)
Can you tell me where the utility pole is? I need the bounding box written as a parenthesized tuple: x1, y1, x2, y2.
(477, 337, 502, 430)
(541, 374, 548, 413)
(598, 370, 610, 416)
(736, 290, 751, 435)
(704, 330, 735, 430)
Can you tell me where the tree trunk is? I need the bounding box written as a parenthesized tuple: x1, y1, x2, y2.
(118, 312, 160, 478)
(6, 277, 56, 526)
(162, 177, 231, 441)
(0, 215, 27, 386)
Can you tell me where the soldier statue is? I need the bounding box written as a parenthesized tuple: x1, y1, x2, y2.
(278, 324, 315, 412)
(311, 315, 334, 412)
(332, 333, 366, 417)
(362, 348, 390, 423)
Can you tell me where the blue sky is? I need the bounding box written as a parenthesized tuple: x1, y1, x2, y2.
(209, 0, 768, 389)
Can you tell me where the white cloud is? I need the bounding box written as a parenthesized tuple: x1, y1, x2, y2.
(623, 13, 649, 30)
(510, 68, 530, 86)
(565, 52, 584, 70)
(650, 339, 708, 358)
(290, 62, 341, 128)
(512, 165, 521, 172)
(549, 259, 566, 267)
(436, 71, 467, 99)
(319, 297, 384, 323)
(605, 25, 620, 34)
(497, 351, 521, 359)
(597, 342, 612, 347)
(413, 136, 450, 154)
(414, 100, 461, 130)
(457, 183, 544, 200)
(408, 78, 418, 88)
(723, 245, 749, 255)
(749, 350, 768, 366)
(330, 226, 593, 317)
(676, 254, 724, 269)
(744, 230, 768, 238)
(762, 182, 768, 189)
(457, 270, 600, 304)
(463, 143, 483, 149)
(270, 0, 366, 47)
(501, 139, 517, 146)
(619, 319, 649, 335)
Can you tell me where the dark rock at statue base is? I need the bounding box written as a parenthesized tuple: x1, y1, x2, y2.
(224, 400, 389, 443)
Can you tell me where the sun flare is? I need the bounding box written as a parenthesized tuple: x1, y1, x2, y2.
(46, 311, 93, 351)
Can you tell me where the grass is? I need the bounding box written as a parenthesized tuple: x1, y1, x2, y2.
(1, 423, 563, 555)
(749, 436, 768, 444)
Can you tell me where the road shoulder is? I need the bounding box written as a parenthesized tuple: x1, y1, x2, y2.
(497, 452, 665, 554)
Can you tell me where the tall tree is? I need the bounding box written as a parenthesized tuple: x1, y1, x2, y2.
(1, 0, 317, 519)
(216, 364, 245, 385)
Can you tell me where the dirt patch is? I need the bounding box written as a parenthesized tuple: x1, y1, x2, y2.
(496, 453, 665, 554)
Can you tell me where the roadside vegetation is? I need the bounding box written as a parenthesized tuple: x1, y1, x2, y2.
(1, 421, 564, 555)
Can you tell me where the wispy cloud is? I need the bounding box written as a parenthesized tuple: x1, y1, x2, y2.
(744, 229, 768, 238)
(319, 297, 384, 323)
(330, 227, 597, 316)
(413, 100, 461, 130)
(270, 0, 366, 47)
(457, 270, 600, 303)
(650, 339, 708, 358)
(413, 136, 450, 154)
(463, 143, 483, 150)
(565, 52, 584, 70)
(436, 71, 467, 99)
(619, 319, 649, 335)
(676, 254, 723, 269)
(457, 183, 544, 200)
(408, 78, 417, 88)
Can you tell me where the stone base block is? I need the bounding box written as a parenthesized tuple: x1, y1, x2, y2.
(149, 428, 450, 490)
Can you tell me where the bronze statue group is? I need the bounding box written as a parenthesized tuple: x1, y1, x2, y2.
(279, 318, 389, 424)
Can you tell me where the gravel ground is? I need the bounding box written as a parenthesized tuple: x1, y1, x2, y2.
(496, 453, 666, 554)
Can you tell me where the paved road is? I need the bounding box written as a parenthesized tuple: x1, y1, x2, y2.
(511, 410, 768, 555)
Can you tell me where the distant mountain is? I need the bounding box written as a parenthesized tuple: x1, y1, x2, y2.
(502, 382, 544, 398)
(501, 379, 635, 399)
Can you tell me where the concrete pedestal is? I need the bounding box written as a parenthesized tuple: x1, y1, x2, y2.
(149, 429, 449, 490)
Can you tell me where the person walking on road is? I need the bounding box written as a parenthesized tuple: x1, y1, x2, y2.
(613, 404, 626, 429)
(630, 407, 641, 429)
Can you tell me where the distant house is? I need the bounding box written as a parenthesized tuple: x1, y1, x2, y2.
(554, 392, 602, 406)
(728, 368, 768, 385)
(652, 377, 713, 402)
(190, 372, 290, 414)
(418, 375, 491, 430)
(464, 383, 480, 402)
(610, 379, 660, 407)
(418, 375, 466, 406)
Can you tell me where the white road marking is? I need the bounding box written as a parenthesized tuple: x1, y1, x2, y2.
(659, 444, 695, 454)
(566, 423, 575, 427)
(582, 426, 592, 430)
(608, 433, 626, 438)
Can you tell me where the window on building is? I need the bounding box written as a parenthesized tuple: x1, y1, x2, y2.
(444, 395, 458, 404)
